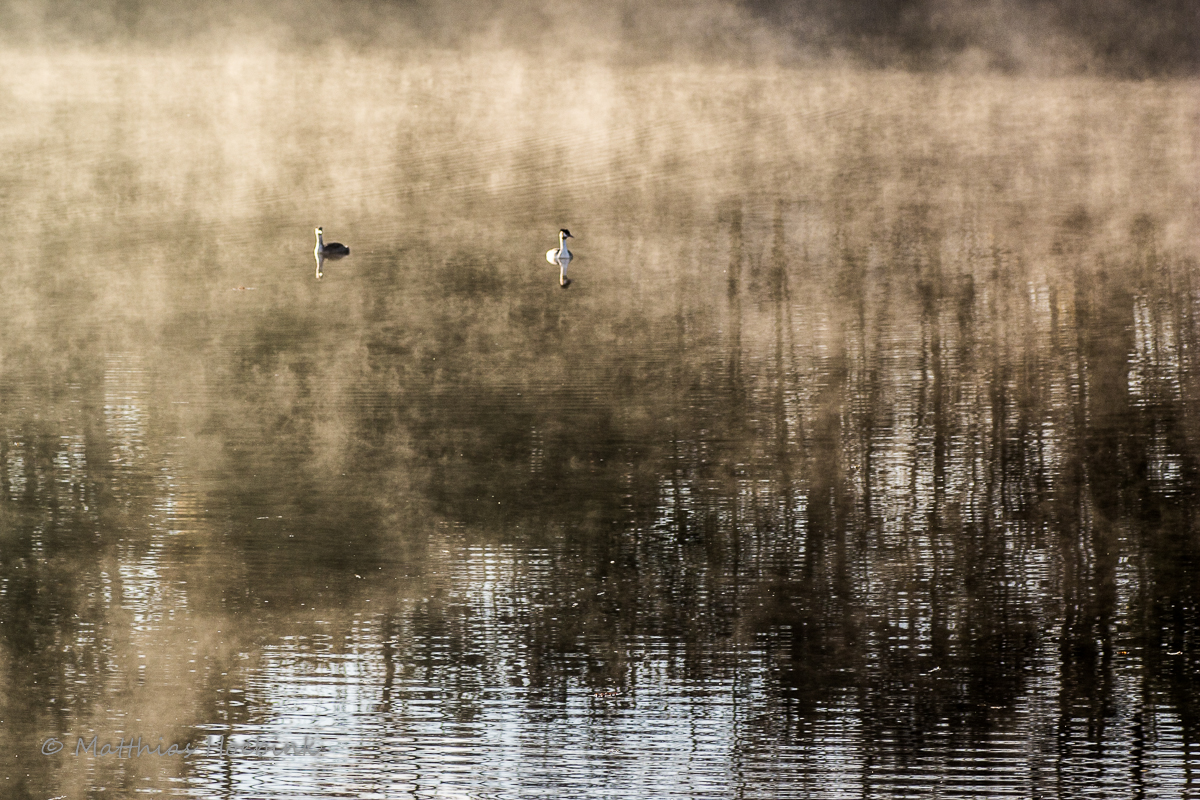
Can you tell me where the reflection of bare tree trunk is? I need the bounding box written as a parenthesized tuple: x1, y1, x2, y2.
(727, 204, 743, 304)
(771, 200, 798, 568)
(855, 244, 880, 544)
(726, 202, 746, 431)
(920, 251, 949, 663)
(381, 611, 396, 714)
(769, 199, 788, 304)
(726, 202, 744, 602)
(1061, 265, 1133, 749)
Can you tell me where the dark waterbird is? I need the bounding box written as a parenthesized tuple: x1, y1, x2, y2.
(315, 226, 350, 256)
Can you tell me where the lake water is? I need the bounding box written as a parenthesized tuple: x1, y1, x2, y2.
(1, 48, 1199, 798)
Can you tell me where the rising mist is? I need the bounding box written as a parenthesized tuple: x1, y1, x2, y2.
(1, 0, 1196, 75)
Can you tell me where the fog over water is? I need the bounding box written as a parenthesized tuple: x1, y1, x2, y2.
(4, 0, 1199, 73)
(1, 5, 1199, 798)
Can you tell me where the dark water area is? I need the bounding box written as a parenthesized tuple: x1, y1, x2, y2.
(1, 50, 1199, 798)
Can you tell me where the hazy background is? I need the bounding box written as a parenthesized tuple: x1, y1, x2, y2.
(1, 0, 1197, 75)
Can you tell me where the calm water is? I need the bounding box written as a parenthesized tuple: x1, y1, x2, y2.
(2, 49, 1199, 798)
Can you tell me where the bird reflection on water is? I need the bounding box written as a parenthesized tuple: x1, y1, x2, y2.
(314, 250, 348, 280)
(314, 226, 350, 280)
(546, 228, 574, 288)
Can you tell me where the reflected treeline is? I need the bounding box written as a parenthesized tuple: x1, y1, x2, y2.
(1, 53, 1199, 796)
(189, 205, 1200, 785)
(335, 209, 1200, 789)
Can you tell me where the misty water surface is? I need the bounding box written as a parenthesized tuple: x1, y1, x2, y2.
(1, 48, 1199, 798)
